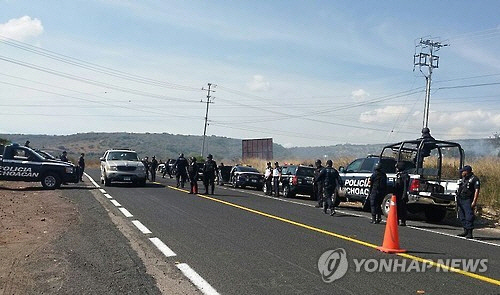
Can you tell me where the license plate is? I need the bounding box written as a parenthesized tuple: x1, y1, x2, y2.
(124, 177, 131, 181)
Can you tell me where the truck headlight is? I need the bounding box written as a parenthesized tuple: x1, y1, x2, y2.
(108, 166, 118, 171)
(65, 167, 73, 174)
(137, 165, 145, 171)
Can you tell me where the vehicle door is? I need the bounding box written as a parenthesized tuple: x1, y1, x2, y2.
(1, 147, 43, 181)
(339, 158, 372, 201)
(279, 166, 291, 190)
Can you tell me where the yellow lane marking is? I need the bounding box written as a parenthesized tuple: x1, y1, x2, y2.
(167, 186, 500, 286)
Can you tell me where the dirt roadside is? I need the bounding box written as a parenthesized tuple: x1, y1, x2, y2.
(0, 181, 199, 294)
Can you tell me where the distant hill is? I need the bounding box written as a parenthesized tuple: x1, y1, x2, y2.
(1, 133, 498, 164)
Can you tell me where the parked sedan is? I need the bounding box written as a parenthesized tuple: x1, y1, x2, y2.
(229, 165, 264, 190)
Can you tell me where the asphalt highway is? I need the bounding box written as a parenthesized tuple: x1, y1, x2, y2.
(86, 169, 500, 294)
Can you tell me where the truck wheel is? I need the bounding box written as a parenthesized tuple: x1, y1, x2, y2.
(283, 185, 295, 198)
(424, 207, 447, 222)
(41, 173, 61, 190)
(382, 194, 393, 217)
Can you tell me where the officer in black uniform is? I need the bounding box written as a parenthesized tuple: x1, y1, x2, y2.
(394, 162, 410, 226)
(142, 157, 150, 180)
(188, 157, 199, 194)
(174, 153, 188, 188)
(60, 151, 68, 162)
(368, 162, 387, 224)
(313, 159, 324, 208)
(315, 160, 342, 216)
(203, 154, 218, 194)
(456, 165, 480, 239)
(78, 153, 85, 182)
(150, 156, 158, 182)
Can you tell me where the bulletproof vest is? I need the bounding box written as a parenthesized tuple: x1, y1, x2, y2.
(323, 167, 338, 188)
(176, 157, 188, 170)
(204, 160, 216, 173)
(458, 175, 478, 199)
(394, 171, 408, 196)
(371, 171, 387, 192)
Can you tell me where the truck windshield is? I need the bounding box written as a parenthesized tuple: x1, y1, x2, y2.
(107, 152, 139, 161)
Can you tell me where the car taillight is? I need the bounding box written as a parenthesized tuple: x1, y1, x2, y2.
(409, 179, 420, 192)
(292, 175, 298, 185)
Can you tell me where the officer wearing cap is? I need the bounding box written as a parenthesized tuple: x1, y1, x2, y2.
(188, 157, 199, 194)
(264, 162, 273, 195)
(203, 154, 218, 194)
(368, 162, 387, 224)
(272, 162, 282, 197)
(456, 165, 480, 239)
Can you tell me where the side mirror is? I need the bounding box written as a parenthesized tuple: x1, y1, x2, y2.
(339, 166, 345, 173)
(100, 157, 105, 162)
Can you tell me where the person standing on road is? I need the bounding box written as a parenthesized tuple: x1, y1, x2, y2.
(188, 157, 199, 194)
(163, 158, 173, 178)
(272, 162, 282, 197)
(142, 157, 150, 180)
(313, 159, 324, 208)
(150, 156, 158, 182)
(264, 162, 273, 195)
(368, 162, 387, 224)
(78, 153, 85, 182)
(24, 140, 30, 148)
(217, 162, 225, 185)
(203, 154, 218, 194)
(174, 153, 188, 188)
(456, 165, 480, 239)
(315, 160, 342, 216)
(394, 162, 409, 226)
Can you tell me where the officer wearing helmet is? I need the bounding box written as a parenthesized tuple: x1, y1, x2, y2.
(394, 161, 410, 226)
(368, 162, 387, 224)
(174, 153, 188, 188)
(188, 157, 199, 194)
(203, 154, 218, 194)
(456, 165, 480, 239)
(313, 159, 324, 208)
(315, 159, 342, 216)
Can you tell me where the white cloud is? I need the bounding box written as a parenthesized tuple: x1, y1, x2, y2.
(351, 89, 369, 101)
(247, 75, 270, 92)
(0, 16, 43, 41)
(359, 106, 409, 123)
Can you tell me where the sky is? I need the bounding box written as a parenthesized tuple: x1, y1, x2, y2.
(1, 0, 500, 147)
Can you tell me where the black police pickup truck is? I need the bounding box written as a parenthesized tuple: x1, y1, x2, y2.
(280, 165, 315, 198)
(0, 143, 79, 189)
(338, 132, 463, 222)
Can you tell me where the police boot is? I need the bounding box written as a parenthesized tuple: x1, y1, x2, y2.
(370, 215, 377, 224)
(375, 215, 382, 224)
(465, 229, 473, 239)
(457, 228, 468, 237)
(330, 208, 336, 216)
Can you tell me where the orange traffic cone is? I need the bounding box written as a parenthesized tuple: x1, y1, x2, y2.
(377, 195, 406, 253)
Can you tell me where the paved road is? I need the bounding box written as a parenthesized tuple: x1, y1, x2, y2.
(86, 169, 500, 294)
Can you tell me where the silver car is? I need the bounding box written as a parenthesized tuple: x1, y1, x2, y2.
(100, 149, 146, 186)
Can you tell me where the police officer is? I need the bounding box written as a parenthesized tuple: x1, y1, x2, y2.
(456, 165, 480, 239)
(315, 160, 342, 216)
(368, 162, 387, 224)
(272, 162, 282, 197)
(78, 153, 85, 182)
(203, 154, 218, 194)
(313, 159, 324, 208)
(174, 153, 188, 188)
(60, 151, 69, 162)
(163, 158, 173, 178)
(142, 156, 150, 180)
(188, 157, 199, 194)
(394, 162, 410, 226)
(150, 156, 158, 182)
(217, 162, 225, 185)
(264, 162, 273, 195)
(24, 140, 30, 148)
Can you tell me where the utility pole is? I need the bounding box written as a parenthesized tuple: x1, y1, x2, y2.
(413, 38, 448, 129)
(201, 83, 215, 158)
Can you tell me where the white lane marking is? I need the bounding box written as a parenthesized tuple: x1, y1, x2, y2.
(110, 199, 122, 207)
(104, 193, 113, 199)
(85, 172, 100, 188)
(99, 188, 106, 193)
(118, 207, 133, 217)
(408, 225, 500, 247)
(220, 186, 499, 247)
(149, 237, 176, 257)
(132, 220, 152, 234)
(176, 263, 219, 295)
